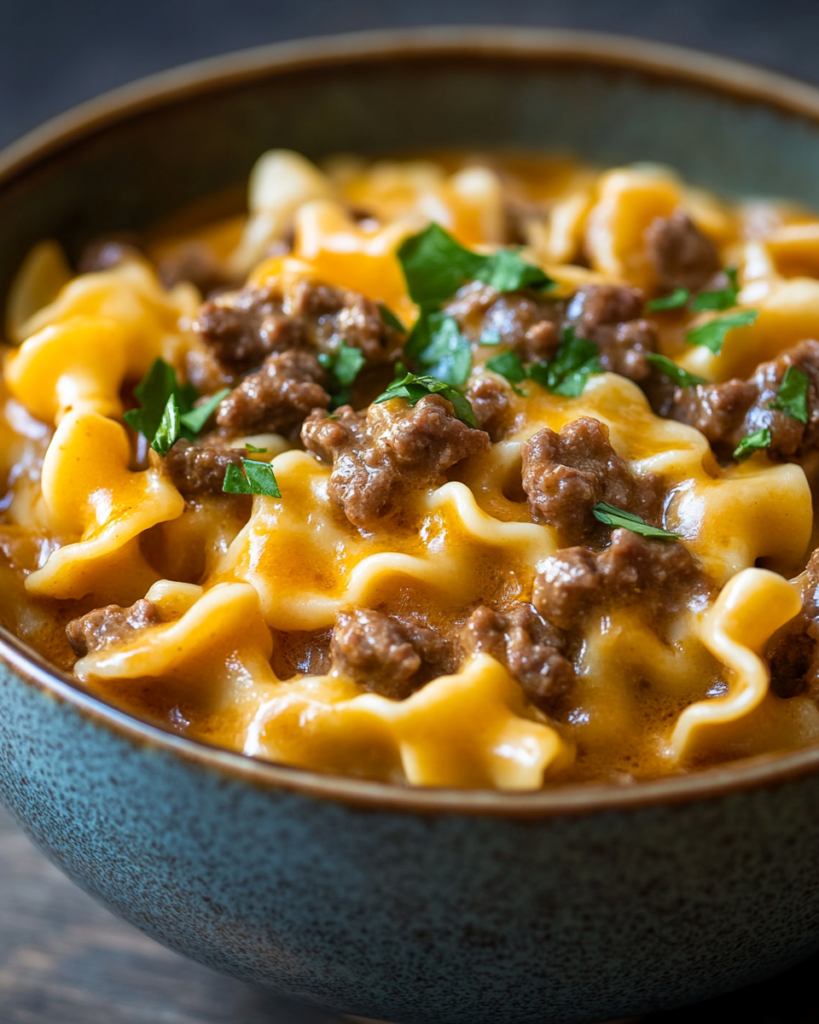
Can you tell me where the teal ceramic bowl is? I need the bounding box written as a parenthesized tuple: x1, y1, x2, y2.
(4, 28, 819, 1024)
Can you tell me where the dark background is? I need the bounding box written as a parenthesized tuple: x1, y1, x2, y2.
(2, 0, 819, 149)
(3, 1, 819, 1021)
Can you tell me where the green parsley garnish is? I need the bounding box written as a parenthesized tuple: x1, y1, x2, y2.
(374, 370, 477, 428)
(406, 312, 472, 386)
(125, 358, 228, 454)
(733, 426, 772, 462)
(479, 328, 502, 346)
(691, 267, 740, 312)
(318, 340, 368, 409)
(223, 459, 281, 497)
(645, 353, 706, 388)
(768, 366, 809, 424)
(152, 395, 181, 457)
(592, 502, 681, 540)
(397, 223, 554, 308)
(244, 442, 268, 453)
(686, 309, 759, 355)
(179, 388, 230, 435)
(124, 358, 198, 447)
(378, 303, 407, 334)
(646, 287, 690, 312)
(486, 351, 526, 384)
(528, 327, 603, 397)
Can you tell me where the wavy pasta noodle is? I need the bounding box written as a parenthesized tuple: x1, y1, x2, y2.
(4, 150, 819, 789)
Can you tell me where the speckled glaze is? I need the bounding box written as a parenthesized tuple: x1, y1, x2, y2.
(4, 29, 819, 1023)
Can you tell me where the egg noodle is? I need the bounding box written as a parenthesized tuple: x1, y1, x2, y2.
(3, 150, 819, 790)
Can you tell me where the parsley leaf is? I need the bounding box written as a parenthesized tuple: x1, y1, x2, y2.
(334, 341, 366, 387)
(486, 351, 526, 384)
(378, 303, 407, 334)
(373, 370, 477, 428)
(645, 353, 706, 388)
(768, 366, 809, 424)
(592, 502, 681, 540)
(153, 395, 181, 457)
(244, 442, 268, 453)
(691, 267, 740, 312)
(411, 313, 472, 386)
(475, 247, 553, 293)
(527, 327, 602, 397)
(733, 426, 772, 462)
(686, 309, 759, 355)
(179, 388, 230, 435)
(646, 287, 690, 312)
(124, 358, 198, 444)
(479, 328, 502, 346)
(397, 223, 553, 307)
(223, 459, 281, 497)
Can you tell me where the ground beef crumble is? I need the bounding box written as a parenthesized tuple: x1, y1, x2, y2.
(301, 395, 489, 528)
(766, 550, 819, 699)
(665, 339, 819, 461)
(164, 439, 245, 499)
(564, 284, 658, 382)
(66, 599, 160, 657)
(215, 350, 330, 438)
(532, 528, 704, 634)
(191, 279, 403, 378)
(460, 603, 574, 710)
(521, 417, 663, 545)
(644, 209, 721, 293)
(331, 608, 455, 698)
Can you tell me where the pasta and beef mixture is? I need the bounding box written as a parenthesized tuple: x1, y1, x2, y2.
(3, 150, 819, 789)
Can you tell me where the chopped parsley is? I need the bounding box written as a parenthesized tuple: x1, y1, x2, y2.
(646, 287, 690, 312)
(223, 459, 281, 497)
(179, 388, 230, 435)
(527, 327, 603, 397)
(318, 340, 368, 408)
(378, 303, 407, 334)
(691, 267, 740, 312)
(125, 358, 227, 454)
(768, 366, 809, 424)
(152, 395, 181, 457)
(124, 358, 198, 447)
(733, 426, 772, 462)
(686, 309, 759, 355)
(486, 351, 526, 384)
(397, 223, 554, 308)
(645, 353, 706, 388)
(244, 442, 268, 453)
(592, 502, 681, 540)
(374, 370, 477, 428)
(479, 328, 502, 346)
(413, 314, 472, 386)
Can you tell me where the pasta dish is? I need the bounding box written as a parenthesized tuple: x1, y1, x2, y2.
(2, 150, 819, 789)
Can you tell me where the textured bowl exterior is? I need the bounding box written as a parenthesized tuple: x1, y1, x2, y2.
(4, 28, 819, 1023)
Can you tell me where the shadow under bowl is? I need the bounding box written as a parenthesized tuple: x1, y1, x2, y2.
(2, 27, 819, 1024)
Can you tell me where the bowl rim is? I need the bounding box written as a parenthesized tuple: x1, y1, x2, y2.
(5, 25, 819, 818)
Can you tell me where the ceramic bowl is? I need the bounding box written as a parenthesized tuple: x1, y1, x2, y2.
(3, 28, 819, 1024)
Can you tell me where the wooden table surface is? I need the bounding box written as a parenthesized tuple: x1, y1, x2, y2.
(1, 799, 817, 1024)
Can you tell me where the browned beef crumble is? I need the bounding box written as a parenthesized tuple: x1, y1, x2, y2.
(216, 350, 330, 438)
(66, 599, 160, 657)
(191, 279, 404, 378)
(331, 608, 455, 698)
(564, 285, 658, 382)
(461, 603, 574, 710)
(301, 395, 490, 528)
(644, 210, 721, 293)
(164, 439, 245, 499)
(766, 550, 819, 699)
(521, 417, 663, 546)
(532, 528, 703, 634)
(465, 375, 512, 440)
(444, 281, 561, 363)
(666, 339, 819, 461)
